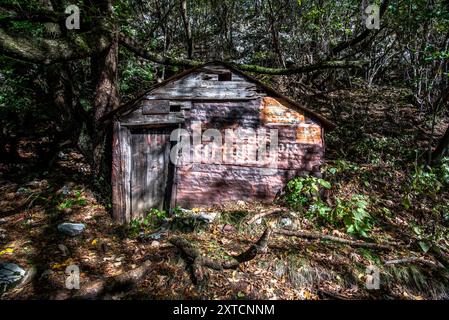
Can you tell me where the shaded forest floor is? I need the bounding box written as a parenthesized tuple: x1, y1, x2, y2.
(1, 83, 449, 300)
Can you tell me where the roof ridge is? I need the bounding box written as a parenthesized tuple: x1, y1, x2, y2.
(100, 62, 336, 130)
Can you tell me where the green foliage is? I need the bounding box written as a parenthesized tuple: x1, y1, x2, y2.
(58, 190, 87, 210)
(355, 136, 410, 165)
(119, 54, 154, 96)
(307, 194, 372, 237)
(325, 159, 360, 175)
(333, 195, 371, 237)
(403, 157, 449, 209)
(285, 176, 372, 237)
(285, 176, 331, 210)
(128, 208, 168, 238)
(171, 205, 183, 216)
(436, 157, 449, 184)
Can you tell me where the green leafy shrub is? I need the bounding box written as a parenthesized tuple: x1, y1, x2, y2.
(307, 194, 371, 237)
(436, 157, 449, 185)
(128, 208, 168, 238)
(58, 189, 87, 210)
(284, 176, 372, 237)
(325, 159, 360, 175)
(333, 195, 371, 237)
(402, 158, 449, 209)
(284, 176, 331, 210)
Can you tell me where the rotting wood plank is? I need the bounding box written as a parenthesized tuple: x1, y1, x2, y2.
(111, 121, 124, 223)
(119, 124, 132, 223)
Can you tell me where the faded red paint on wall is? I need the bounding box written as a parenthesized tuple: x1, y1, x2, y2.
(174, 97, 324, 208)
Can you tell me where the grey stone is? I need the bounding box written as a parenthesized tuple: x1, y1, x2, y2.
(0, 263, 26, 293)
(279, 217, 293, 228)
(146, 231, 164, 240)
(274, 263, 286, 277)
(58, 151, 68, 160)
(59, 185, 71, 195)
(57, 223, 85, 236)
(197, 212, 218, 223)
(15, 187, 29, 195)
(222, 224, 236, 233)
(150, 241, 160, 248)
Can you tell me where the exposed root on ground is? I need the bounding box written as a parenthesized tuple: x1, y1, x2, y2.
(170, 227, 272, 284)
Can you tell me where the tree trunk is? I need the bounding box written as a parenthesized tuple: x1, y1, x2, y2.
(90, 36, 120, 191)
(432, 124, 449, 164)
(180, 0, 193, 59)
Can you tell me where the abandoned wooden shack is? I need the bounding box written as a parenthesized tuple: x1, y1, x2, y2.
(106, 62, 335, 223)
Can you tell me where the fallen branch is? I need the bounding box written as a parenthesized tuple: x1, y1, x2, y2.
(275, 229, 394, 251)
(170, 227, 272, 284)
(384, 257, 444, 269)
(245, 209, 286, 225)
(317, 289, 350, 300)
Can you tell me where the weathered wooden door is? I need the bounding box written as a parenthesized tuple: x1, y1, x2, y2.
(130, 127, 174, 217)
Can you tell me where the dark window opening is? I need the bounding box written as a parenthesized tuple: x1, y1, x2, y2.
(218, 72, 232, 81)
(170, 105, 182, 112)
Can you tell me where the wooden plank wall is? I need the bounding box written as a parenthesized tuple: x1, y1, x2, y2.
(146, 67, 266, 101)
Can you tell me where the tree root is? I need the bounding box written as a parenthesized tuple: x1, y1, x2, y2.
(170, 227, 272, 285)
(275, 229, 394, 251)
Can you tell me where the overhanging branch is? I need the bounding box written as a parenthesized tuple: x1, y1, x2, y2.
(119, 33, 202, 67)
(119, 33, 364, 75)
(235, 60, 365, 75)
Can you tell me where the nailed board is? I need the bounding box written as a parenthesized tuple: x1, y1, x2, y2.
(147, 71, 265, 100)
(142, 100, 170, 114)
(130, 128, 173, 218)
